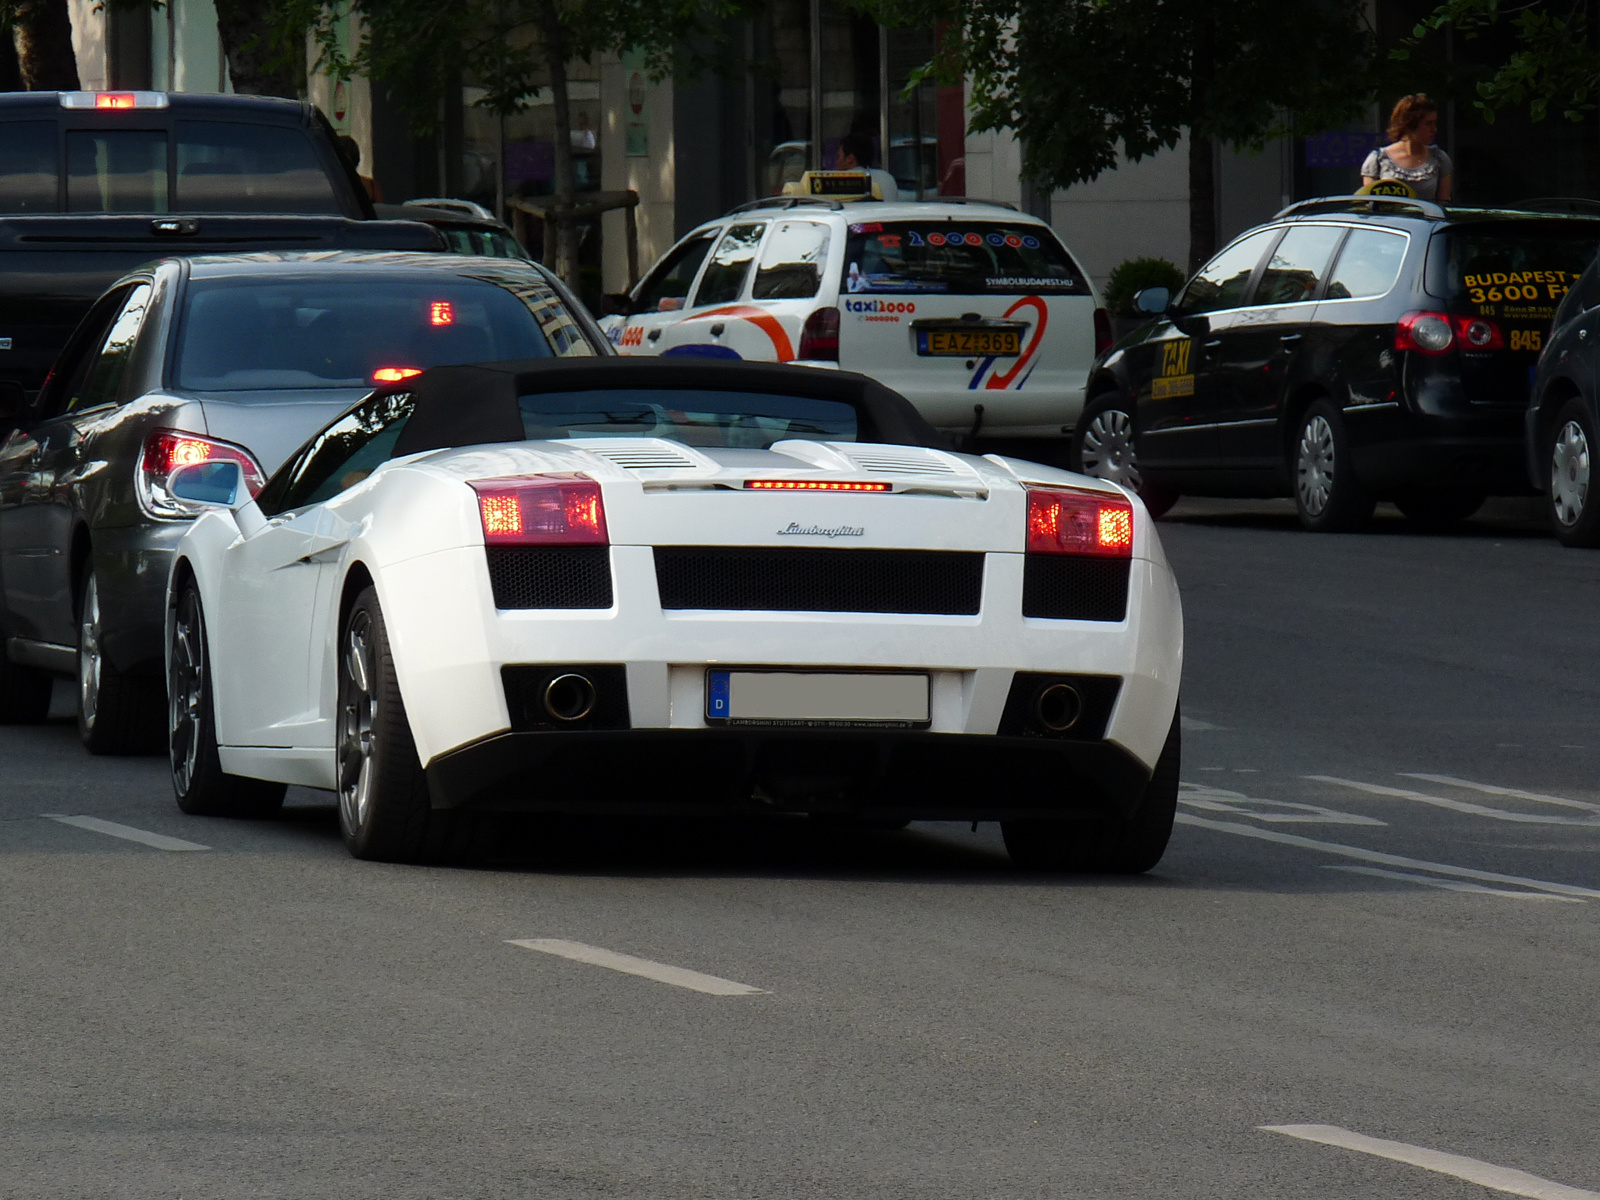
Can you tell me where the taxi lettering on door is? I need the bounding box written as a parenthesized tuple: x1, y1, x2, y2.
(1151, 338, 1194, 399)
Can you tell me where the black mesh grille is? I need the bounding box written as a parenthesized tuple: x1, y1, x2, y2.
(1022, 556, 1129, 621)
(654, 547, 983, 614)
(486, 547, 613, 609)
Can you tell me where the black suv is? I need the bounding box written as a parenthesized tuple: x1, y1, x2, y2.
(1074, 197, 1600, 529)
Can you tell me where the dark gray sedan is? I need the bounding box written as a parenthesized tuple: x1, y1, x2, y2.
(0, 251, 608, 750)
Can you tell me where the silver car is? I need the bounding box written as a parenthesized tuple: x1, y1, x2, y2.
(0, 251, 608, 750)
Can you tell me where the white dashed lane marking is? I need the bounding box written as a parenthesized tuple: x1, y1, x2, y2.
(1324, 865, 1585, 903)
(42, 814, 209, 852)
(1175, 814, 1600, 900)
(1307, 776, 1600, 827)
(1261, 1124, 1600, 1199)
(1401, 774, 1600, 817)
(508, 939, 767, 996)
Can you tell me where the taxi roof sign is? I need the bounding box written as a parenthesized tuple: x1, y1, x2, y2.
(783, 171, 880, 201)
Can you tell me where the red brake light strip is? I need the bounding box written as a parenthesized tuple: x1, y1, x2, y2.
(744, 480, 890, 492)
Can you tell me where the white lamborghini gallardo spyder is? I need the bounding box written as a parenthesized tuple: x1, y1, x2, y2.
(164, 359, 1183, 869)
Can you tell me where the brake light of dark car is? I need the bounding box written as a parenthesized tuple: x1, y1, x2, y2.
(469, 475, 608, 546)
(137, 429, 265, 520)
(59, 91, 170, 110)
(1453, 314, 1505, 350)
(798, 307, 840, 361)
(1395, 311, 1455, 355)
(430, 302, 454, 326)
(372, 366, 424, 383)
(1094, 307, 1113, 357)
(1025, 486, 1133, 557)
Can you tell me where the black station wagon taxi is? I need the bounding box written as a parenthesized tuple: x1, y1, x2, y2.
(1073, 197, 1600, 530)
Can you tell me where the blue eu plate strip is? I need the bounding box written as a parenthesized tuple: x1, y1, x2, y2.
(706, 670, 731, 720)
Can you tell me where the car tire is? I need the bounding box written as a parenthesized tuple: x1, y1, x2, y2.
(337, 586, 471, 863)
(1393, 490, 1486, 528)
(168, 582, 287, 817)
(1547, 399, 1600, 547)
(1291, 400, 1373, 532)
(1071, 393, 1178, 518)
(1001, 709, 1180, 874)
(77, 570, 165, 755)
(0, 639, 54, 724)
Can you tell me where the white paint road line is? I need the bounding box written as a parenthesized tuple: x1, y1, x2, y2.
(1180, 782, 1386, 826)
(1324, 865, 1585, 902)
(42, 814, 209, 852)
(1175, 814, 1600, 899)
(1261, 1124, 1600, 1200)
(1402, 773, 1600, 817)
(1307, 775, 1600, 827)
(508, 939, 767, 996)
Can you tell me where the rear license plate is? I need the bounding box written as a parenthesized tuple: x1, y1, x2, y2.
(705, 670, 930, 727)
(917, 329, 1021, 357)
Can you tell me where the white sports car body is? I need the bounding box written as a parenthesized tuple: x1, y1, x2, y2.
(166, 359, 1183, 869)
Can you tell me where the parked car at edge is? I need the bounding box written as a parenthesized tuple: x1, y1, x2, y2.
(1526, 253, 1600, 545)
(1074, 196, 1600, 530)
(597, 174, 1111, 462)
(0, 252, 607, 746)
(161, 358, 1183, 872)
(0, 90, 440, 410)
(376, 199, 531, 260)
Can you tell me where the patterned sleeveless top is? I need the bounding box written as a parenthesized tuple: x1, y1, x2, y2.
(1361, 146, 1453, 200)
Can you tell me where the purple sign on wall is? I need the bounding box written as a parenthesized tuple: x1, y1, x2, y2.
(505, 139, 554, 182)
(1304, 132, 1383, 169)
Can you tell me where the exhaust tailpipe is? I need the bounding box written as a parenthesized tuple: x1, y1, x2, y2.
(1034, 683, 1082, 733)
(543, 673, 597, 722)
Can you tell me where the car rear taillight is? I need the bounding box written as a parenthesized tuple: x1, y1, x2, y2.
(137, 429, 265, 519)
(373, 366, 423, 382)
(1453, 314, 1504, 350)
(469, 475, 608, 546)
(1395, 311, 1455, 355)
(1026, 486, 1134, 557)
(1093, 306, 1113, 357)
(798, 307, 840, 361)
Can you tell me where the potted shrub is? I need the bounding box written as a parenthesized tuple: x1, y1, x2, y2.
(1103, 256, 1186, 340)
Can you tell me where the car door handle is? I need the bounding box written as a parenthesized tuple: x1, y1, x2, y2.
(1280, 333, 1303, 346)
(1203, 339, 1222, 348)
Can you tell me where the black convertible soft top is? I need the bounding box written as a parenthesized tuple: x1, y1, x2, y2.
(387, 357, 949, 457)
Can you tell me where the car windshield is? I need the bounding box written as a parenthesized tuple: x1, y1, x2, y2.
(842, 220, 1090, 295)
(1438, 223, 1600, 322)
(175, 271, 594, 392)
(518, 388, 858, 448)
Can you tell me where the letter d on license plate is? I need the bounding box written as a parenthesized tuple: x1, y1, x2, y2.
(706, 670, 929, 726)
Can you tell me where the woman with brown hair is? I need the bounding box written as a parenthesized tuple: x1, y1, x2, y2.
(1361, 94, 1454, 201)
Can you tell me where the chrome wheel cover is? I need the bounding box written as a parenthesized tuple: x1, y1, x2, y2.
(78, 574, 102, 729)
(1296, 414, 1336, 517)
(1551, 419, 1590, 528)
(169, 591, 205, 794)
(1079, 408, 1142, 489)
(337, 612, 377, 836)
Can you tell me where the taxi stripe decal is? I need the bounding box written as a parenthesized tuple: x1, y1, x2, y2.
(694, 304, 796, 361)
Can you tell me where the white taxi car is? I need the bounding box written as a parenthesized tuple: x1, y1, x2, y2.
(598, 173, 1110, 453)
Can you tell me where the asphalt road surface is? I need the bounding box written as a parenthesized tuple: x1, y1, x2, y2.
(5, 497, 1600, 1199)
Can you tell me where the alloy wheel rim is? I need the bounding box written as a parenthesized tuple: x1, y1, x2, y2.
(79, 575, 101, 729)
(1551, 419, 1590, 528)
(337, 613, 376, 835)
(169, 593, 205, 794)
(1080, 409, 1142, 489)
(1296, 415, 1336, 517)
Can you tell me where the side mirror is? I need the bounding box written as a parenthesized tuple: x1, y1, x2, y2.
(170, 460, 246, 508)
(0, 380, 27, 423)
(1134, 286, 1171, 314)
(600, 292, 637, 317)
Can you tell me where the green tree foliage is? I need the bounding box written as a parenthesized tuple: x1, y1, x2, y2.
(859, 0, 1378, 268)
(2, 0, 80, 90)
(1397, 0, 1596, 123)
(268, 0, 751, 286)
(1104, 256, 1186, 316)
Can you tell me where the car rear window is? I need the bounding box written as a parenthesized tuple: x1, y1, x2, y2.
(67, 130, 168, 212)
(174, 122, 340, 213)
(175, 273, 593, 393)
(1436, 223, 1600, 323)
(843, 220, 1090, 295)
(518, 388, 858, 447)
(0, 121, 59, 212)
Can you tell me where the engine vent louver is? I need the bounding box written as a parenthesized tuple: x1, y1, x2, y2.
(843, 450, 959, 477)
(654, 546, 983, 614)
(581, 444, 700, 470)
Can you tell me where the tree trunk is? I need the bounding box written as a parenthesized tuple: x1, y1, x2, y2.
(538, 1, 581, 289)
(1186, 10, 1216, 272)
(11, 0, 79, 91)
(213, 0, 301, 97)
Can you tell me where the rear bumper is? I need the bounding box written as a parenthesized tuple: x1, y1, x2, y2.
(1343, 405, 1531, 494)
(425, 727, 1152, 819)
